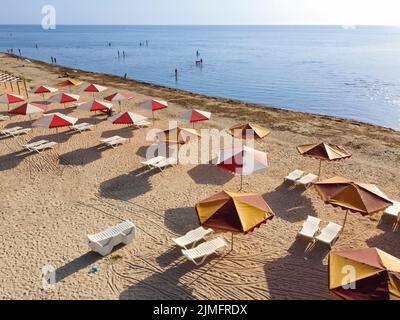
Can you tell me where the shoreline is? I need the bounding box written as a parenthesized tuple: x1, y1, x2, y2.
(2, 53, 399, 135)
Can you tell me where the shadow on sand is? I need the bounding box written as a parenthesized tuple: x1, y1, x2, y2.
(59, 144, 106, 166)
(164, 207, 199, 235)
(263, 182, 316, 223)
(187, 164, 234, 185)
(366, 218, 400, 257)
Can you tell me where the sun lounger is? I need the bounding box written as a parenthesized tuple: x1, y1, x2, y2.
(8, 128, 31, 137)
(173, 227, 214, 249)
(298, 216, 321, 240)
(285, 170, 305, 182)
(151, 157, 178, 171)
(383, 201, 400, 220)
(182, 237, 228, 266)
(0, 126, 23, 136)
(23, 140, 49, 151)
(295, 173, 319, 187)
(0, 115, 10, 121)
(315, 222, 342, 247)
(135, 120, 151, 128)
(31, 141, 58, 153)
(141, 156, 167, 168)
(100, 135, 128, 148)
(87, 220, 135, 256)
(71, 123, 94, 133)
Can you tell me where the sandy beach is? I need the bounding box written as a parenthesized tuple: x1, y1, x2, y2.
(0, 52, 399, 300)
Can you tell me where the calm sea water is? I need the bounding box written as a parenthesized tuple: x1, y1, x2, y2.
(1, 25, 400, 129)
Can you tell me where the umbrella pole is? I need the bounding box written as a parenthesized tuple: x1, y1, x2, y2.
(231, 233, 234, 251)
(239, 175, 243, 191)
(42, 93, 45, 100)
(16, 81, 21, 95)
(318, 160, 322, 180)
(119, 101, 121, 112)
(23, 80, 29, 99)
(343, 209, 349, 231)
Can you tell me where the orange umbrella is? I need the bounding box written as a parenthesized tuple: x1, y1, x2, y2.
(297, 142, 351, 178)
(314, 176, 393, 229)
(196, 191, 274, 249)
(228, 123, 271, 141)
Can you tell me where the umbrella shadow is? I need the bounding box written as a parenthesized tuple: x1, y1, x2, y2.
(2, 119, 34, 129)
(164, 207, 199, 235)
(366, 225, 400, 257)
(263, 182, 316, 223)
(74, 116, 105, 126)
(264, 241, 330, 300)
(46, 107, 76, 115)
(101, 127, 134, 140)
(59, 145, 105, 166)
(0, 149, 32, 171)
(33, 131, 73, 144)
(119, 259, 195, 300)
(99, 166, 158, 200)
(187, 164, 234, 185)
(55, 251, 102, 283)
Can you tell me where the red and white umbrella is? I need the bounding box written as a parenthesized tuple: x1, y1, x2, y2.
(84, 84, 107, 97)
(31, 85, 58, 99)
(104, 92, 133, 111)
(140, 99, 168, 120)
(214, 145, 270, 190)
(77, 100, 113, 112)
(9, 102, 48, 118)
(108, 111, 147, 125)
(32, 112, 78, 129)
(177, 109, 211, 127)
(49, 93, 80, 108)
(0, 93, 25, 110)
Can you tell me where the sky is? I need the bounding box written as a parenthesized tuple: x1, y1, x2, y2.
(1, 0, 400, 26)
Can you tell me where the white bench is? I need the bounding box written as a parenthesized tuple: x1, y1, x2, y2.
(87, 220, 135, 256)
(285, 170, 305, 182)
(31, 141, 58, 153)
(23, 140, 49, 151)
(8, 128, 31, 137)
(0, 115, 10, 121)
(315, 222, 342, 248)
(0, 126, 23, 136)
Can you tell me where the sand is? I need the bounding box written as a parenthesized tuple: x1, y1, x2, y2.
(0, 53, 399, 300)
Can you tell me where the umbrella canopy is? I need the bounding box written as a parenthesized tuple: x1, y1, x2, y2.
(314, 176, 393, 229)
(104, 92, 133, 102)
(329, 247, 400, 300)
(0, 93, 25, 107)
(77, 100, 113, 112)
(108, 111, 147, 125)
(32, 112, 78, 129)
(228, 123, 271, 140)
(31, 85, 58, 95)
(297, 142, 352, 178)
(57, 79, 82, 88)
(83, 84, 107, 93)
(9, 102, 48, 116)
(177, 109, 211, 126)
(140, 99, 168, 112)
(156, 127, 201, 145)
(49, 93, 80, 104)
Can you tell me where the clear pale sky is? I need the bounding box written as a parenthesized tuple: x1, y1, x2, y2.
(1, 0, 399, 25)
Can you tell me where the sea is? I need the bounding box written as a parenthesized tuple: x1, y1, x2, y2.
(1, 25, 400, 129)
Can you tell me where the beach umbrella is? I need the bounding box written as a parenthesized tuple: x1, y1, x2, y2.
(329, 247, 400, 300)
(108, 111, 147, 125)
(31, 85, 58, 99)
(83, 84, 107, 97)
(49, 93, 80, 108)
(104, 92, 134, 111)
(195, 190, 274, 250)
(314, 176, 393, 230)
(9, 102, 48, 119)
(57, 79, 83, 90)
(0, 93, 25, 110)
(77, 100, 113, 112)
(297, 142, 352, 178)
(177, 108, 211, 127)
(140, 99, 168, 120)
(214, 145, 270, 190)
(32, 112, 78, 141)
(228, 123, 271, 141)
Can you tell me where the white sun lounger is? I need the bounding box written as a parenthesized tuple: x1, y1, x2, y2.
(141, 156, 167, 168)
(100, 135, 128, 148)
(173, 227, 214, 249)
(31, 141, 58, 153)
(135, 120, 151, 128)
(285, 170, 305, 182)
(8, 128, 31, 137)
(23, 140, 49, 151)
(71, 123, 94, 133)
(182, 237, 228, 266)
(295, 173, 319, 187)
(87, 220, 135, 256)
(151, 157, 178, 171)
(298, 216, 321, 240)
(383, 201, 400, 220)
(0, 126, 23, 135)
(315, 222, 342, 248)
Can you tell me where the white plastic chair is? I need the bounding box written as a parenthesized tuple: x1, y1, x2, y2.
(173, 227, 214, 249)
(182, 237, 228, 266)
(298, 216, 321, 239)
(285, 170, 305, 182)
(315, 222, 342, 248)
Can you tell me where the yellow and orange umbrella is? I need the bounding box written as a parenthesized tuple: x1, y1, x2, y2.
(228, 123, 271, 141)
(196, 190, 274, 249)
(329, 247, 400, 300)
(57, 79, 82, 88)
